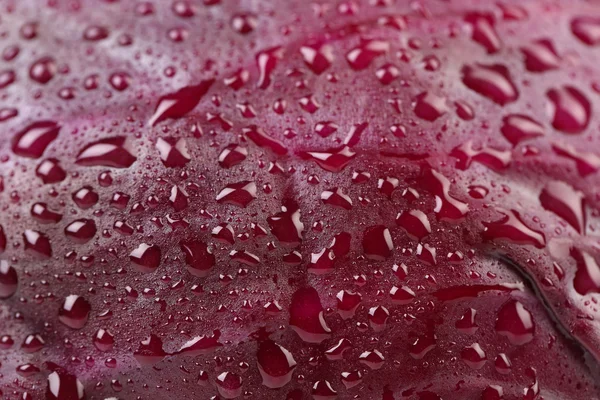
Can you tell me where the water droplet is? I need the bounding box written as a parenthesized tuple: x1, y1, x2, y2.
(482, 385, 503, 400)
(368, 306, 390, 332)
(23, 229, 52, 258)
(456, 308, 478, 334)
(256, 47, 283, 89)
(22, 334, 45, 353)
(109, 72, 131, 91)
(216, 371, 243, 399)
(396, 210, 431, 240)
(289, 287, 331, 343)
(461, 343, 487, 369)
(129, 243, 162, 273)
(336, 290, 362, 319)
(148, 80, 214, 126)
(341, 370, 363, 389)
(300, 44, 333, 75)
(451, 141, 511, 170)
(540, 180, 585, 233)
(72, 186, 99, 209)
(409, 331, 436, 359)
(483, 209, 546, 248)
(83, 25, 109, 41)
(12, 121, 60, 159)
(218, 144, 248, 168)
(465, 12, 502, 53)
(571, 248, 600, 295)
(0, 260, 18, 299)
(521, 39, 560, 72)
(267, 201, 304, 245)
(257, 340, 297, 388)
(346, 40, 389, 70)
(571, 17, 600, 45)
(413, 92, 448, 121)
(64, 219, 97, 243)
(301, 146, 356, 173)
(180, 240, 215, 277)
(0, 70, 16, 89)
(461, 63, 519, 105)
(58, 295, 91, 329)
(224, 69, 250, 90)
(216, 181, 257, 207)
(312, 380, 337, 400)
(421, 168, 469, 220)
(36, 158, 66, 184)
(495, 299, 535, 345)
(176, 331, 223, 356)
(31, 203, 62, 224)
(244, 125, 287, 155)
(390, 285, 415, 304)
(231, 13, 257, 34)
(321, 187, 353, 210)
(362, 225, 393, 260)
(376, 63, 399, 85)
(93, 329, 114, 352)
(501, 114, 544, 146)
(134, 335, 167, 365)
(546, 86, 591, 134)
(76, 137, 136, 168)
(46, 370, 85, 400)
(359, 349, 385, 370)
(495, 353, 512, 374)
(29, 57, 57, 84)
(552, 142, 600, 177)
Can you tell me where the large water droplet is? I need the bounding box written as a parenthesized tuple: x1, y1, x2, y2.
(521, 39, 560, 72)
(23, 230, 52, 258)
(300, 44, 333, 75)
(76, 137, 137, 168)
(46, 369, 85, 400)
(346, 40, 389, 70)
(546, 86, 591, 134)
(156, 137, 191, 167)
(571, 17, 600, 45)
(31, 203, 62, 224)
(257, 340, 297, 388)
(571, 248, 600, 295)
(301, 146, 356, 173)
(495, 299, 535, 345)
(216, 371, 243, 399)
(244, 125, 287, 155)
(134, 335, 167, 365)
(64, 219, 97, 243)
(451, 141, 511, 171)
(129, 243, 162, 273)
(148, 80, 214, 126)
(362, 225, 393, 260)
(216, 181, 257, 208)
(0, 260, 18, 299)
(461, 343, 487, 369)
(12, 121, 60, 159)
(180, 240, 215, 277)
(29, 57, 56, 84)
(465, 13, 502, 53)
(501, 114, 544, 146)
(461, 63, 519, 105)
(58, 295, 91, 329)
(396, 210, 431, 240)
(483, 209, 546, 248)
(289, 287, 331, 343)
(540, 180, 585, 234)
(413, 92, 448, 121)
